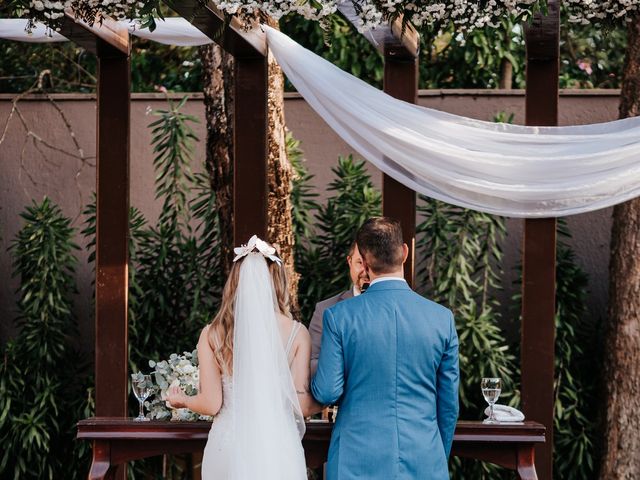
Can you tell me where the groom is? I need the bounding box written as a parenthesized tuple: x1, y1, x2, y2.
(311, 217, 459, 480)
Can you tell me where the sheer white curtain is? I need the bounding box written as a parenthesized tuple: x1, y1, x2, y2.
(0, 18, 212, 45)
(264, 25, 640, 218)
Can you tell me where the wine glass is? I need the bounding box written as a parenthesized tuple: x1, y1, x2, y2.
(131, 373, 153, 422)
(481, 377, 502, 424)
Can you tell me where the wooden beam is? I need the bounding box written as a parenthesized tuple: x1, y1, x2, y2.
(58, 10, 130, 56)
(337, 0, 419, 57)
(233, 56, 269, 244)
(522, 1, 560, 479)
(164, 0, 266, 57)
(383, 51, 418, 288)
(94, 46, 130, 421)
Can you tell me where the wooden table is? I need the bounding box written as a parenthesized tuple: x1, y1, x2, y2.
(77, 418, 545, 479)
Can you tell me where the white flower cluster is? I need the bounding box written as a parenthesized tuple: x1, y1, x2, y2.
(212, 0, 337, 24)
(13, 0, 640, 35)
(146, 351, 213, 421)
(564, 0, 640, 25)
(352, 0, 541, 32)
(20, 0, 152, 31)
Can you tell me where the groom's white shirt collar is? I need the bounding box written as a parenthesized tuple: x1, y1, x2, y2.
(369, 276, 406, 287)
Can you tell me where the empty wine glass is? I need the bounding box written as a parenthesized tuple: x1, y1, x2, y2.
(481, 377, 502, 424)
(131, 373, 153, 422)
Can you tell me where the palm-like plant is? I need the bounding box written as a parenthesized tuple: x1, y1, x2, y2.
(0, 197, 91, 479)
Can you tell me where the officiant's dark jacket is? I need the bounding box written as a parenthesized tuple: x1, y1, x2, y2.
(309, 289, 353, 376)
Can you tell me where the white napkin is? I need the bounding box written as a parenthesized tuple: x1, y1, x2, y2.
(483, 404, 525, 422)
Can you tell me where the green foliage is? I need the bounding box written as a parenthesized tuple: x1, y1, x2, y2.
(293, 155, 381, 323)
(288, 130, 320, 246)
(0, 197, 92, 479)
(420, 22, 525, 89)
(559, 23, 626, 89)
(552, 235, 599, 479)
(493, 111, 516, 124)
(150, 96, 199, 231)
(281, 14, 383, 88)
(0, 39, 202, 93)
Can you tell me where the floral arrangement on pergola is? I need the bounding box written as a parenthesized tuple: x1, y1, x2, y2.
(9, 0, 639, 35)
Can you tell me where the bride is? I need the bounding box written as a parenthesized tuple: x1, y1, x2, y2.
(166, 236, 322, 479)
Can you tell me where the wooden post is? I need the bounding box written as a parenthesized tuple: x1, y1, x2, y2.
(94, 40, 131, 418)
(58, 14, 131, 479)
(383, 49, 418, 287)
(233, 55, 268, 244)
(522, 2, 560, 479)
(58, 13, 131, 422)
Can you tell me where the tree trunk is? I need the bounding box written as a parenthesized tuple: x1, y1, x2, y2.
(265, 18, 299, 314)
(600, 16, 640, 480)
(499, 28, 512, 89)
(200, 44, 234, 278)
(499, 58, 513, 89)
(199, 25, 299, 311)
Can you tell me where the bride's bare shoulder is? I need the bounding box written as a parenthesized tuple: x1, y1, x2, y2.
(199, 324, 217, 350)
(292, 320, 311, 345)
(200, 324, 211, 339)
(276, 311, 293, 325)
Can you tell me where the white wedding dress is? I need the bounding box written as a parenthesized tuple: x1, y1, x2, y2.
(200, 253, 307, 480)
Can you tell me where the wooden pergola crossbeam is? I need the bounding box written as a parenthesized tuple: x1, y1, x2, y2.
(338, 4, 419, 287)
(165, 0, 266, 57)
(336, 1, 419, 57)
(58, 11, 130, 55)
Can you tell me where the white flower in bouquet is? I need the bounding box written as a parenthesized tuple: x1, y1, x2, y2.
(145, 350, 212, 421)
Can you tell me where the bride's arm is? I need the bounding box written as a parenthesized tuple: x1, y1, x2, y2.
(291, 326, 324, 417)
(166, 326, 223, 416)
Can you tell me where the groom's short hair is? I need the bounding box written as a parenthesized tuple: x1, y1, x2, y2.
(356, 217, 404, 274)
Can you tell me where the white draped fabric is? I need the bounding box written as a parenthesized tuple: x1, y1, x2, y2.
(0, 17, 212, 46)
(263, 26, 640, 218)
(3, 18, 640, 216)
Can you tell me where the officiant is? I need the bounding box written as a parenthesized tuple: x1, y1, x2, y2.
(309, 241, 369, 376)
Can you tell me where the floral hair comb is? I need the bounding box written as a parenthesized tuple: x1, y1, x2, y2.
(233, 235, 282, 266)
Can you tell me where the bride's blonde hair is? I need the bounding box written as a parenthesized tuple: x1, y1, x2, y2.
(208, 248, 292, 374)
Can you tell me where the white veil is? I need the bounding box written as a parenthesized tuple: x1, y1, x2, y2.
(230, 253, 307, 479)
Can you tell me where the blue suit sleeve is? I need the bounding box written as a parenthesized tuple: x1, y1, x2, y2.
(311, 308, 344, 405)
(437, 311, 459, 458)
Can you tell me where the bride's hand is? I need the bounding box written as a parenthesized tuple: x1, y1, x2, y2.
(166, 385, 189, 409)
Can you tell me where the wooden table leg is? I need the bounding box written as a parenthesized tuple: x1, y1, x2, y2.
(88, 441, 117, 480)
(517, 445, 538, 480)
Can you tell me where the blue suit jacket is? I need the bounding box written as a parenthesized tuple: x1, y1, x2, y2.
(311, 280, 459, 480)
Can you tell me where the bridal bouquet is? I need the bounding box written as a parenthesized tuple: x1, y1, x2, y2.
(146, 350, 212, 421)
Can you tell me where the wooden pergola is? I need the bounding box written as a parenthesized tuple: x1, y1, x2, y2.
(58, 1, 559, 478)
